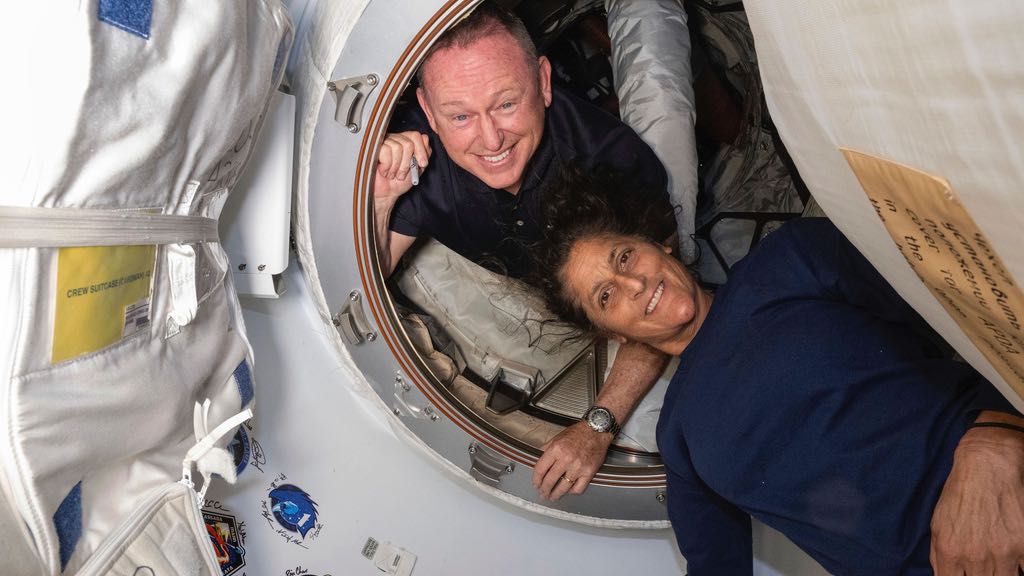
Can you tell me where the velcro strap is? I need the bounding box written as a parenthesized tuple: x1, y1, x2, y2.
(0, 206, 218, 248)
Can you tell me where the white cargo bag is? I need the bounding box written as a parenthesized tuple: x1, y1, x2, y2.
(0, 1, 292, 574)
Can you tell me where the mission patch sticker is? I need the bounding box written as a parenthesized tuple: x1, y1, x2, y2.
(203, 510, 246, 576)
(260, 474, 322, 548)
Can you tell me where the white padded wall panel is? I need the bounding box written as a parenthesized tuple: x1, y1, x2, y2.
(744, 0, 1024, 409)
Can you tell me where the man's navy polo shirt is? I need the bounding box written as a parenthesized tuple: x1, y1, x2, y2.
(388, 86, 669, 277)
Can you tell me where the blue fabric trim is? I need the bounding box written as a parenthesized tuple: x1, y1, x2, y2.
(54, 482, 83, 571)
(98, 0, 153, 40)
(234, 361, 254, 408)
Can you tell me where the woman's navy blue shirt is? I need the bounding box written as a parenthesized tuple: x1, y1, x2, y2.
(657, 218, 1019, 575)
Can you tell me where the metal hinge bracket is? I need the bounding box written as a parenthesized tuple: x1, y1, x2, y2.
(333, 290, 376, 345)
(467, 443, 515, 487)
(327, 73, 379, 133)
(392, 372, 438, 421)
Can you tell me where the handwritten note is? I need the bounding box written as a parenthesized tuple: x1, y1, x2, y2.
(842, 149, 1024, 400)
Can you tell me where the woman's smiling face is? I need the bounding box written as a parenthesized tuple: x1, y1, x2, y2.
(560, 234, 711, 355)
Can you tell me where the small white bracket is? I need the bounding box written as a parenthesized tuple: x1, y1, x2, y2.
(362, 537, 416, 576)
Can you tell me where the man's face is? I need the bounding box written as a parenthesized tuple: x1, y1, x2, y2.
(416, 32, 552, 194)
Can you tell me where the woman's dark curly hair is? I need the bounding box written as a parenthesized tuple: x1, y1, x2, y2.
(525, 160, 679, 335)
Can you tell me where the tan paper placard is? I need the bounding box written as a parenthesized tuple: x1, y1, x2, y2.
(841, 149, 1024, 400)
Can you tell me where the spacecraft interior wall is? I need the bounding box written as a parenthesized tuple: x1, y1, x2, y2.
(289, 0, 675, 525)
(745, 0, 1024, 410)
(1, 1, 291, 574)
(206, 259, 834, 576)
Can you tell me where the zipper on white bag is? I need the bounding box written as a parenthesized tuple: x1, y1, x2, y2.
(73, 482, 216, 576)
(75, 404, 253, 576)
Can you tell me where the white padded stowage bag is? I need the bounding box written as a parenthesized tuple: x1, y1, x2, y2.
(743, 0, 1024, 410)
(1, 2, 292, 575)
(396, 239, 592, 387)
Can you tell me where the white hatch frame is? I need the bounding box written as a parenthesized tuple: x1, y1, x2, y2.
(292, 0, 669, 524)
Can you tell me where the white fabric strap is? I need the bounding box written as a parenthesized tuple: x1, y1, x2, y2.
(0, 206, 219, 248)
(181, 402, 253, 501)
(166, 244, 200, 337)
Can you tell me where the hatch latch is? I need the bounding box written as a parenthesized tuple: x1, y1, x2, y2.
(333, 290, 376, 345)
(468, 443, 515, 487)
(328, 73, 379, 133)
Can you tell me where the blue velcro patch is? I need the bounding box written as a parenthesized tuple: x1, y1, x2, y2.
(98, 0, 153, 39)
(234, 361, 254, 408)
(54, 482, 83, 571)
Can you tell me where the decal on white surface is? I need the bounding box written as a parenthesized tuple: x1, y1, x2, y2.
(122, 297, 151, 338)
(362, 538, 417, 576)
(260, 474, 322, 548)
(283, 565, 332, 576)
(202, 508, 246, 576)
(362, 537, 379, 559)
(226, 426, 252, 476)
(844, 149, 1024, 401)
(240, 421, 267, 474)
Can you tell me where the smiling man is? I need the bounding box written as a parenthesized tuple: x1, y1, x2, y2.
(373, 3, 671, 278)
(372, 3, 675, 500)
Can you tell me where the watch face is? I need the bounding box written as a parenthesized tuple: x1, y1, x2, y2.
(588, 408, 612, 432)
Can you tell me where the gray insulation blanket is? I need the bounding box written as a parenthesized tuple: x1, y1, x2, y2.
(606, 0, 698, 262)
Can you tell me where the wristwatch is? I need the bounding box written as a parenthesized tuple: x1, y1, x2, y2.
(583, 405, 621, 436)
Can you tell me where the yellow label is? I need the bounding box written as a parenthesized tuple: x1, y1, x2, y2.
(842, 149, 1024, 399)
(53, 245, 157, 363)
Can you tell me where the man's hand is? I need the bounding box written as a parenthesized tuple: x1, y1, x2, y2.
(373, 131, 430, 275)
(930, 413, 1024, 576)
(532, 421, 614, 500)
(374, 131, 431, 201)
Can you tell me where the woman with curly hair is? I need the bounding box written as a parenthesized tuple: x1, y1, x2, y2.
(528, 164, 1024, 575)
